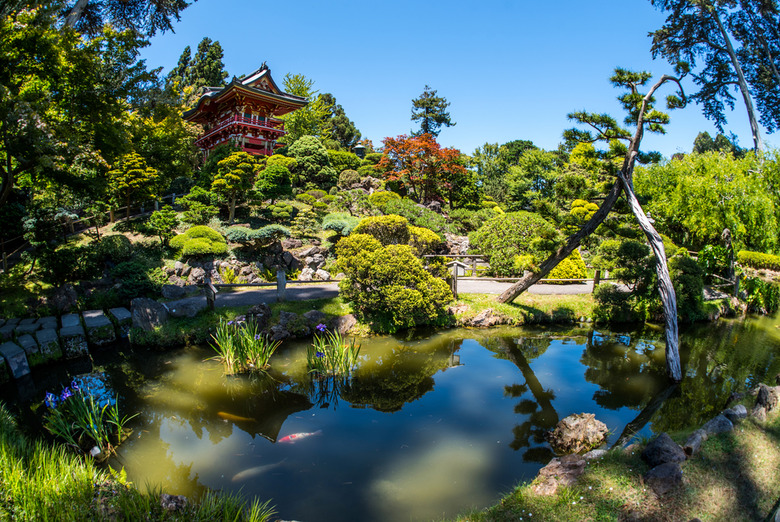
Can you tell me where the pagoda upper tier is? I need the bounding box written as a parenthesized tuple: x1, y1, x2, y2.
(183, 64, 307, 157)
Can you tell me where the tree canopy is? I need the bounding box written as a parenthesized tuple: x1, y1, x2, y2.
(411, 85, 455, 137)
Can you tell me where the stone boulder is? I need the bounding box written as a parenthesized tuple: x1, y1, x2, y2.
(298, 267, 315, 281)
(641, 433, 686, 468)
(643, 462, 683, 496)
(167, 300, 207, 319)
(530, 454, 586, 496)
(722, 404, 748, 424)
(161, 284, 201, 300)
(303, 310, 327, 329)
(546, 413, 609, 454)
(315, 269, 331, 281)
(330, 314, 357, 335)
(131, 298, 170, 331)
(752, 384, 780, 421)
(463, 309, 512, 328)
(701, 414, 734, 436)
(50, 284, 78, 313)
(247, 304, 272, 330)
(444, 233, 469, 256)
(282, 238, 303, 250)
(188, 267, 206, 284)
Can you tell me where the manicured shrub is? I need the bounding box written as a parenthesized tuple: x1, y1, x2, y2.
(593, 284, 641, 323)
(363, 152, 384, 165)
(306, 189, 327, 200)
(267, 202, 296, 222)
(225, 225, 290, 249)
(469, 211, 562, 277)
(40, 244, 101, 284)
(546, 250, 587, 283)
(111, 258, 168, 302)
(408, 225, 442, 256)
(368, 190, 401, 209)
(737, 250, 780, 271)
(296, 193, 317, 206)
(322, 195, 336, 204)
(327, 149, 362, 173)
(170, 225, 227, 258)
(338, 169, 361, 188)
(353, 215, 411, 245)
(322, 212, 360, 237)
(381, 198, 453, 237)
(336, 240, 453, 332)
(357, 164, 378, 178)
(570, 199, 599, 223)
(290, 208, 319, 238)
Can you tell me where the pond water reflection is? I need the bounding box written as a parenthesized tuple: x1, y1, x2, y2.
(13, 316, 780, 521)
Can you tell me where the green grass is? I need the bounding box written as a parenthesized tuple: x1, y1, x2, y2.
(458, 403, 780, 522)
(0, 402, 275, 521)
(0, 263, 53, 318)
(456, 293, 596, 326)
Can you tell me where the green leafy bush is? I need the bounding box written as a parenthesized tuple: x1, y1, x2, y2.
(469, 212, 562, 277)
(336, 237, 453, 332)
(593, 284, 641, 323)
(408, 226, 442, 256)
(39, 244, 101, 284)
(381, 198, 452, 237)
(546, 250, 587, 283)
(742, 276, 780, 314)
(357, 164, 378, 178)
(327, 149, 362, 173)
(322, 212, 360, 237)
(290, 208, 319, 238)
(368, 190, 401, 209)
(322, 195, 336, 204)
(338, 169, 360, 188)
(225, 225, 290, 249)
(181, 201, 219, 225)
(698, 244, 730, 281)
(670, 254, 704, 321)
(97, 234, 133, 264)
(449, 208, 496, 234)
(111, 258, 167, 302)
(170, 226, 227, 259)
(306, 189, 327, 200)
(364, 152, 384, 165)
(353, 215, 411, 245)
(296, 193, 317, 206)
(737, 250, 780, 271)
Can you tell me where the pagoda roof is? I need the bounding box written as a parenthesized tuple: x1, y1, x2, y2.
(183, 64, 307, 121)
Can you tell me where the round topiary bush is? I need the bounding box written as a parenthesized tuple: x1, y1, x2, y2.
(546, 250, 587, 283)
(353, 214, 411, 245)
(170, 225, 227, 259)
(338, 169, 361, 189)
(408, 226, 442, 255)
(322, 212, 360, 237)
(97, 234, 133, 264)
(368, 190, 401, 210)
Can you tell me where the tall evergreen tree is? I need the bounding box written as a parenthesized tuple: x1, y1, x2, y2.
(410, 85, 455, 137)
(165, 44, 190, 90)
(650, 0, 766, 151)
(62, 0, 192, 37)
(189, 37, 227, 88)
(319, 93, 361, 151)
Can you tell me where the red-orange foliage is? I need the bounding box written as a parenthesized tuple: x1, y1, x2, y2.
(378, 133, 466, 204)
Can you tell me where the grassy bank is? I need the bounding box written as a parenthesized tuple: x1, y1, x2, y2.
(459, 403, 780, 521)
(0, 403, 274, 521)
(455, 293, 596, 325)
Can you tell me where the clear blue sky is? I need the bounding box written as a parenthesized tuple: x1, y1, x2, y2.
(140, 0, 773, 157)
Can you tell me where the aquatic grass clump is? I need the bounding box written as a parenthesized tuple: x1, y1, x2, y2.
(307, 323, 361, 377)
(211, 318, 282, 374)
(42, 377, 137, 457)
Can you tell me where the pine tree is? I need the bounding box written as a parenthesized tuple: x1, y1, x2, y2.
(410, 85, 455, 137)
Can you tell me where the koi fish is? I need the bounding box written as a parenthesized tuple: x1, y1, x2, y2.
(218, 411, 255, 423)
(231, 459, 286, 482)
(278, 429, 322, 444)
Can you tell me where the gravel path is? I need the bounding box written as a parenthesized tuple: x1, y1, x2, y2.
(167, 279, 594, 311)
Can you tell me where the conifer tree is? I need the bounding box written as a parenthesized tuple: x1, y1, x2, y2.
(411, 85, 455, 137)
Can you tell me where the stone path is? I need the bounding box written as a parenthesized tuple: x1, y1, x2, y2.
(0, 308, 132, 382)
(166, 279, 594, 311)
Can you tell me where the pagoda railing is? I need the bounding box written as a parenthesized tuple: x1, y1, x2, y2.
(195, 115, 285, 147)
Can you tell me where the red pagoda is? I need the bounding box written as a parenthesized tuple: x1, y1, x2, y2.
(183, 63, 307, 157)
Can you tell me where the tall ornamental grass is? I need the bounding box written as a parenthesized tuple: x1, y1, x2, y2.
(210, 318, 281, 374)
(307, 324, 361, 377)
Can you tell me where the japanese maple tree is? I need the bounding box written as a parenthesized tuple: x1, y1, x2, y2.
(378, 133, 469, 206)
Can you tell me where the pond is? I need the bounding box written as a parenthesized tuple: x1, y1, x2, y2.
(8, 314, 780, 521)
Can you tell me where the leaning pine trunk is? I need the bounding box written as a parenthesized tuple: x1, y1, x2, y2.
(617, 170, 682, 383)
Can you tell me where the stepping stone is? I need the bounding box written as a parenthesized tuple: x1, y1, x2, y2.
(35, 316, 58, 330)
(108, 308, 132, 338)
(14, 322, 40, 336)
(61, 313, 81, 329)
(18, 318, 37, 326)
(59, 325, 89, 358)
(0, 324, 14, 341)
(0, 341, 31, 379)
(83, 310, 116, 346)
(3, 318, 20, 327)
(35, 328, 62, 364)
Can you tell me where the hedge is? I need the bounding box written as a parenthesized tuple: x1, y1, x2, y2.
(737, 250, 780, 271)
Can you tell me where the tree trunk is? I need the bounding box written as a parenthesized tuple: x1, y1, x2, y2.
(497, 179, 622, 303)
(712, 6, 765, 152)
(64, 0, 90, 28)
(229, 196, 236, 224)
(617, 170, 682, 383)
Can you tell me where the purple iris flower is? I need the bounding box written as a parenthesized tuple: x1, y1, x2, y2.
(60, 388, 73, 402)
(227, 320, 234, 326)
(254, 334, 262, 340)
(315, 351, 325, 358)
(44, 392, 58, 409)
(316, 323, 327, 333)
(70, 380, 79, 391)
